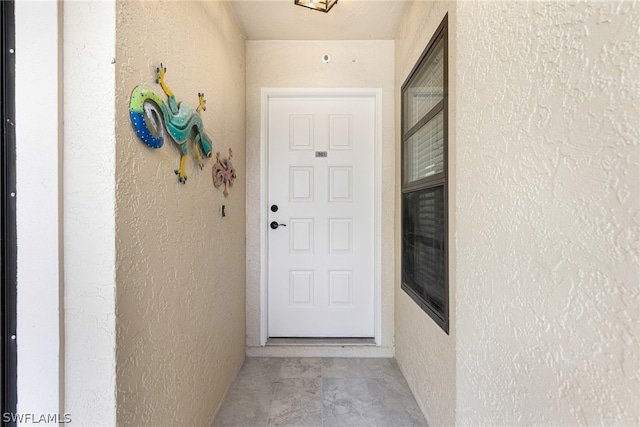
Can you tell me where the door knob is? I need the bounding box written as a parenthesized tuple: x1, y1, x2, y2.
(270, 221, 287, 230)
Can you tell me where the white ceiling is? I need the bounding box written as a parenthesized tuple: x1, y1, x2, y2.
(229, 0, 411, 40)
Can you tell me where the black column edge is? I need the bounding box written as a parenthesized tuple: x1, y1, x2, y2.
(1, 0, 18, 423)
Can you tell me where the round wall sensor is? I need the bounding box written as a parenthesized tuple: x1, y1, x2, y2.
(322, 54, 331, 63)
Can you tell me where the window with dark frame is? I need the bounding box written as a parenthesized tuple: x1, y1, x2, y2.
(401, 15, 449, 333)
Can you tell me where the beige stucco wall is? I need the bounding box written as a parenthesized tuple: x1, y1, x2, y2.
(245, 40, 395, 353)
(114, 1, 246, 425)
(394, 2, 457, 426)
(455, 1, 639, 425)
(396, 1, 638, 425)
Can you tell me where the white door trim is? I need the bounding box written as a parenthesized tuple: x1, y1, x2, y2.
(259, 88, 383, 346)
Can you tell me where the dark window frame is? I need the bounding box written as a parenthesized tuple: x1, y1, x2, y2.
(400, 14, 449, 333)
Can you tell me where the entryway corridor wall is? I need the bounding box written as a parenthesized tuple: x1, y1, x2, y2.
(394, 1, 639, 426)
(114, 2, 246, 425)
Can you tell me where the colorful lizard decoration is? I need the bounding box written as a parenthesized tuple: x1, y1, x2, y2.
(129, 64, 212, 183)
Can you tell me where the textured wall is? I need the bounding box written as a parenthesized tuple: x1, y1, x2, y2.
(393, 2, 457, 426)
(63, 1, 118, 424)
(455, 1, 639, 425)
(115, 1, 246, 425)
(245, 40, 395, 352)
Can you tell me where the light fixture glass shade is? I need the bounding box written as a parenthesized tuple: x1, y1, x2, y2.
(294, 0, 338, 13)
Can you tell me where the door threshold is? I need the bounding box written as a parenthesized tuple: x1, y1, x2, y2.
(267, 337, 376, 346)
(248, 340, 392, 358)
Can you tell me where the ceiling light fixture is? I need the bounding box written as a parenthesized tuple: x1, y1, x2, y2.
(294, 0, 338, 13)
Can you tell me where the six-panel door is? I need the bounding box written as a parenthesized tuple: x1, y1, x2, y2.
(268, 96, 375, 337)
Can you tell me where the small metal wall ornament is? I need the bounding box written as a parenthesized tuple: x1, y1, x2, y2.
(212, 148, 236, 197)
(129, 63, 213, 184)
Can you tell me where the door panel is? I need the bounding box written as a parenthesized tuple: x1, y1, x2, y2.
(268, 96, 375, 337)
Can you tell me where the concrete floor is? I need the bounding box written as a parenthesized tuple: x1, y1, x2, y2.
(212, 357, 427, 427)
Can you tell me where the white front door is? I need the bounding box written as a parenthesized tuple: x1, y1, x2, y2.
(268, 95, 375, 337)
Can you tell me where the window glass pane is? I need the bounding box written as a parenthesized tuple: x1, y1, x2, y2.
(402, 186, 445, 316)
(404, 38, 444, 132)
(404, 111, 443, 184)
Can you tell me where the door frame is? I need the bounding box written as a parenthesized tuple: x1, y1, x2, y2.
(1, 0, 17, 419)
(259, 88, 383, 346)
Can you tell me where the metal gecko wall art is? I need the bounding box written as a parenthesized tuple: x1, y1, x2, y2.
(129, 63, 212, 184)
(213, 148, 236, 196)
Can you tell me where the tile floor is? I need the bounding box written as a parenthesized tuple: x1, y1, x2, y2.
(212, 357, 427, 427)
